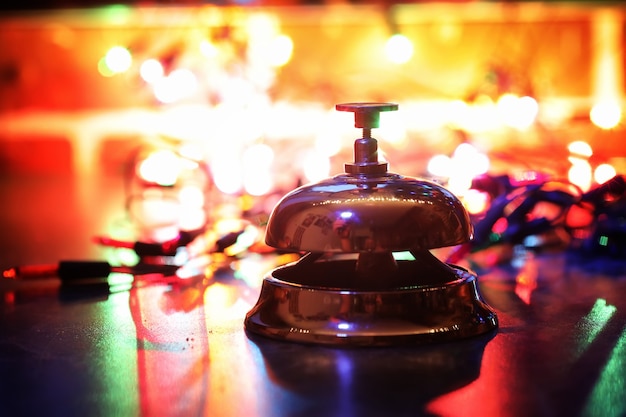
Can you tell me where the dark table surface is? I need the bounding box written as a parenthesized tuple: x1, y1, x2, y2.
(1, 173, 625, 417)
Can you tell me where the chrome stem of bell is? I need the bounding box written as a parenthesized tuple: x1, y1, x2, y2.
(244, 102, 498, 346)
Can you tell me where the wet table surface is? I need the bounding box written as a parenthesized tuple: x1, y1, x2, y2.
(1, 175, 625, 417)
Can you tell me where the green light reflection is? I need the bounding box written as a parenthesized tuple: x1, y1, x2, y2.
(95, 291, 139, 416)
(582, 325, 626, 417)
(574, 298, 617, 359)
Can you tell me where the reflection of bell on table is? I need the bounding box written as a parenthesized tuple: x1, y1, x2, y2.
(244, 102, 498, 346)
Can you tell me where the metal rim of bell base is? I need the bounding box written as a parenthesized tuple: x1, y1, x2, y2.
(244, 263, 498, 347)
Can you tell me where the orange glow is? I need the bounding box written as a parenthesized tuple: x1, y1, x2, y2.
(203, 283, 261, 417)
(2, 267, 16, 279)
(203, 282, 254, 325)
(203, 283, 231, 313)
(591, 10, 623, 130)
(1, 3, 625, 207)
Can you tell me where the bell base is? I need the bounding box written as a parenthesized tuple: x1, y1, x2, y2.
(244, 262, 498, 346)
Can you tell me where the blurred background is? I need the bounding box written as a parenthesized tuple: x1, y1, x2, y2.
(1, 0, 625, 265)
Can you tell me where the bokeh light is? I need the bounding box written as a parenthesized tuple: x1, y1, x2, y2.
(568, 159, 593, 191)
(104, 46, 132, 74)
(137, 150, 185, 186)
(496, 94, 538, 130)
(140, 59, 164, 84)
(302, 150, 331, 183)
(242, 144, 275, 196)
(594, 163, 617, 184)
(385, 34, 414, 64)
(200, 39, 220, 59)
(97, 57, 116, 77)
(463, 189, 490, 215)
(269, 34, 294, 67)
(590, 101, 622, 129)
(428, 143, 490, 196)
(178, 185, 207, 231)
(427, 154, 452, 178)
(568, 140, 593, 158)
(153, 69, 199, 103)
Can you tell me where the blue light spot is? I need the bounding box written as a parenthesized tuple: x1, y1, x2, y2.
(340, 211, 353, 219)
(337, 322, 351, 330)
